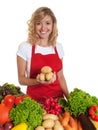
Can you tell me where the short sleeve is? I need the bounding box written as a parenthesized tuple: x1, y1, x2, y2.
(16, 41, 32, 61)
(56, 42, 64, 59)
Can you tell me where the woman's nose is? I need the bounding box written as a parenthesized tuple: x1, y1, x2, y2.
(41, 24, 46, 30)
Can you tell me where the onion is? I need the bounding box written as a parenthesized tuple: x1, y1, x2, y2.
(0, 125, 4, 130)
(4, 121, 14, 130)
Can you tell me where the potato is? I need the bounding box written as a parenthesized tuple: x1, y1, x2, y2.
(45, 128, 53, 130)
(54, 120, 64, 130)
(39, 73, 45, 81)
(41, 66, 52, 73)
(35, 126, 45, 130)
(43, 114, 59, 120)
(45, 72, 53, 81)
(42, 119, 54, 128)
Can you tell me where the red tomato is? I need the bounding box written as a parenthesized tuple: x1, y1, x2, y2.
(4, 95, 15, 109)
(0, 103, 10, 124)
(15, 96, 23, 105)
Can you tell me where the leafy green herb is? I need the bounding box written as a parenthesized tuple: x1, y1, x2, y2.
(59, 88, 98, 117)
(10, 97, 44, 130)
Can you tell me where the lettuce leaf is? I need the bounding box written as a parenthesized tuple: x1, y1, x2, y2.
(10, 97, 44, 130)
(59, 88, 98, 117)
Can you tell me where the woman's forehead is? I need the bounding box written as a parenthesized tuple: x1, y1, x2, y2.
(39, 15, 52, 22)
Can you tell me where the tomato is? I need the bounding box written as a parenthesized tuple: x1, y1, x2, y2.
(15, 96, 23, 105)
(0, 103, 10, 124)
(4, 95, 15, 109)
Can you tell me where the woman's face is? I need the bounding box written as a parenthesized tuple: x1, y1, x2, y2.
(35, 15, 53, 40)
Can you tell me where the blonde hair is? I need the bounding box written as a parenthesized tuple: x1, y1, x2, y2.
(27, 7, 58, 46)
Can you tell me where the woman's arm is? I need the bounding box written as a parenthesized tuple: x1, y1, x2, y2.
(57, 69, 69, 99)
(17, 56, 39, 86)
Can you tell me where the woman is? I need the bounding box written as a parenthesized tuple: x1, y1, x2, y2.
(17, 7, 69, 104)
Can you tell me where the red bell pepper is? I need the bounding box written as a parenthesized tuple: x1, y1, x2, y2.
(89, 105, 98, 121)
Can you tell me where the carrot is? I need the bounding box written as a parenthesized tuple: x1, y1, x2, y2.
(77, 120, 83, 130)
(59, 111, 78, 130)
(59, 114, 63, 122)
(64, 117, 77, 130)
(59, 111, 70, 127)
(69, 117, 77, 130)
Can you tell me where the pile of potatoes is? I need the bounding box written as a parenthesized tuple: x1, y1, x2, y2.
(35, 113, 64, 130)
(39, 66, 54, 81)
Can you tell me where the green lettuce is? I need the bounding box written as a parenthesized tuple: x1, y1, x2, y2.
(59, 88, 98, 117)
(10, 97, 44, 130)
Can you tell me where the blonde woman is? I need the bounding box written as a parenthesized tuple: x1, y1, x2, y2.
(17, 7, 69, 104)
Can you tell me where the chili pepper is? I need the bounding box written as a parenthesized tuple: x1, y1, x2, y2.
(89, 105, 98, 121)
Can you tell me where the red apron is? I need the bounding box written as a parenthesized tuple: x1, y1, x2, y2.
(27, 45, 63, 103)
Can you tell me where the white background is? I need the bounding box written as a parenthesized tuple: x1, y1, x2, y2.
(0, 0, 98, 96)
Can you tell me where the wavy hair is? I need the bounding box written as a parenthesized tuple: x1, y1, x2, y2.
(27, 7, 58, 46)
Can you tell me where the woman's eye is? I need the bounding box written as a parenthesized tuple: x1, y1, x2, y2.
(46, 22, 50, 25)
(36, 22, 41, 25)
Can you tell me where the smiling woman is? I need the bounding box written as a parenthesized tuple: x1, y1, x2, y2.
(16, 6, 69, 104)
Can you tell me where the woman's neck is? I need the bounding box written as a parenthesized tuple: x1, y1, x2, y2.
(38, 39, 49, 47)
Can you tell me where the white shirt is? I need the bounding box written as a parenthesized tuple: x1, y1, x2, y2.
(16, 41, 64, 77)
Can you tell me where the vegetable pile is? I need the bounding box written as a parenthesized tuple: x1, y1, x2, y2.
(59, 88, 98, 116)
(9, 97, 44, 130)
(0, 83, 24, 103)
(1, 82, 98, 130)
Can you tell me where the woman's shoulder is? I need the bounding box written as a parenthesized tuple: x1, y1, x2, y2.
(18, 41, 32, 49)
(56, 42, 63, 48)
(17, 41, 32, 60)
(56, 42, 64, 59)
